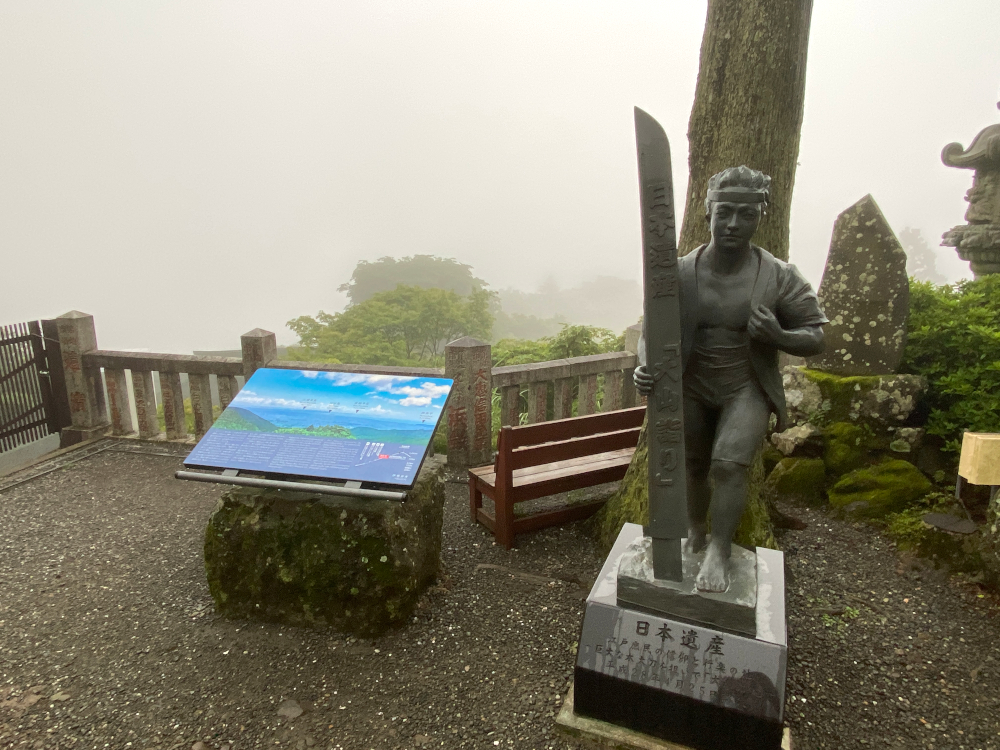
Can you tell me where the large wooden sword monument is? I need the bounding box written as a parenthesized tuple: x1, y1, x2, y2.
(560, 108, 826, 750)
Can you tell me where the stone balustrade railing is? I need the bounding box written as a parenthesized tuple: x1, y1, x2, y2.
(52, 311, 642, 470)
(83, 350, 244, 441)
(492, 351, 638, 426)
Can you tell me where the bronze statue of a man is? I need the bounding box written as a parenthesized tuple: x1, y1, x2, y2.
(634, 166, 827, 592)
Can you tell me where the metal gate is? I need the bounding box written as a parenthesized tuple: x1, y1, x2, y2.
(0, 321, 69, 453)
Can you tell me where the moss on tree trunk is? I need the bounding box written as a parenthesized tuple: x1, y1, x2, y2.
(677, 0, 814, 261)
(592, 419, 776, 554)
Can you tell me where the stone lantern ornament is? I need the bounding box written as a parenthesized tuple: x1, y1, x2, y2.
(941, 100, 1000, 277)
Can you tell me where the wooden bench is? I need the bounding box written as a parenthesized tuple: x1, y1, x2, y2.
(469, 406, 645, 549)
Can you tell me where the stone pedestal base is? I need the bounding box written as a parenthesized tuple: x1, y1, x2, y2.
(203, 457, 444, 636)
(556, 684, 792, 750)
(574, 523, 787, 750)
(616, 535, 757, 636)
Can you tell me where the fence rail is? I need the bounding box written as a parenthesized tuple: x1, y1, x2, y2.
(44, 312, 643, 468)
(270, 360, 444, 377)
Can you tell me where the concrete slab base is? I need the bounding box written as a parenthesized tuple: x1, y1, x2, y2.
(556, 683, 792, 750)
(61, 424, 110, 448)
(0, 434, 60, 478)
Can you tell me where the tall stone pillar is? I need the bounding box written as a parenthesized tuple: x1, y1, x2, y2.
(54, 311, 110, 446)
(240, 329, 277, 381)
(444, 337, 492, 469)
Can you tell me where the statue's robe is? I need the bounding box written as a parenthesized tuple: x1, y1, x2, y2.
(678, 244, 827, 431)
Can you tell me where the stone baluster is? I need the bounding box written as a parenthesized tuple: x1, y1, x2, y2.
(526, 381, 548, 424)
(622, 367, 637, 408)
(189, 373, 214, 438)
(105, 368, 134, 436)
(131, 371, 160, 439)
(500, 385, 520, 428)
(444, 337, 493, 468)
(159, 372, 187, 440)
(53, 311, 110, 446)
(602, 370, 624, 411)
(553, 377, 574, 420)
(218, 375, 240, 410)
(578, 373, 599, 416)
(623, 322, 641, 409)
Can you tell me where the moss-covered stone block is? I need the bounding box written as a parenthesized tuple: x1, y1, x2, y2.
(204, 457, 445, 636)
(983, 487, 1000, 588)
(592, 420, 776, 554)
(784, 366, 926, 429)
(822, 422, 869, 475)
(886, 504, 984, 574)
(827, 459, 931, 519)
(764, 458, 827, 506)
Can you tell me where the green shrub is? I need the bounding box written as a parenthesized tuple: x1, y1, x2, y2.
(901, 276, 1000, 452)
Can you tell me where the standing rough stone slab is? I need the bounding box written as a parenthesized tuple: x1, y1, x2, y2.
(808, 195, 909, 375)
(204, 457, 445, 636)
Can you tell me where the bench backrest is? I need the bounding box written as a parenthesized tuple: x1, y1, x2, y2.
(495, 407, 644, 493)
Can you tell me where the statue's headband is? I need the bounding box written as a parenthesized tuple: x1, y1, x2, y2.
(707, 188, 768, 204)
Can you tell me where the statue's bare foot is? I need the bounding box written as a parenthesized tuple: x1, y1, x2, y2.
(696, 545, 729, 593)
(684, 528, 707, 555)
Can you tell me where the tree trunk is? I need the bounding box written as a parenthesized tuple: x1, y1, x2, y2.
(677, 0, 814, 262)
(591, 420, 777, 554)
(594, 1, 814, 551)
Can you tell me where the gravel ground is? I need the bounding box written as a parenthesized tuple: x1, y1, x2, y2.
(0, 439, 998, 750)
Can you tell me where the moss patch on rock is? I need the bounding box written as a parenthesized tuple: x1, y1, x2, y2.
(592, 420, 649, 553)
(204, 457, 445, 636)
(592, 420, 776, 553)
(764, 457, 827, 506)
(823, 422, 867, 476)
(785, 367, 926, 429)
(827, 459, 931, 519)
(884, 498, 984, 575)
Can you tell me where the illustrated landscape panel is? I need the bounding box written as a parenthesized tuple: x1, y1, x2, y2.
(184, 368, 452, 487)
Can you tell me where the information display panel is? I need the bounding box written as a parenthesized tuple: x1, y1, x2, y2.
(184, 368, 452, 487)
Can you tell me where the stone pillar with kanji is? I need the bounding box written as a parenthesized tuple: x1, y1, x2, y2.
(54, 311, 110, 446)
(444, 337, 492, 469)
(240, 328, 277, 381)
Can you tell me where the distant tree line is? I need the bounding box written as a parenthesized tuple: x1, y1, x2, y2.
(286, 255, 628, 368)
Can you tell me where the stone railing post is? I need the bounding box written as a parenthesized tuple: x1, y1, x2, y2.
(240, 328, 277, 380)
(444, 337, 492, 469)
(623, 322, 643, 408)
(54, 311, 110, 446)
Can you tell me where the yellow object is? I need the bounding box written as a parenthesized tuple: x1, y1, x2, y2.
(958, 432, 1000, 485)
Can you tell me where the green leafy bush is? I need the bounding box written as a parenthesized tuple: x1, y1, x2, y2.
(901, 275, 1000, 452)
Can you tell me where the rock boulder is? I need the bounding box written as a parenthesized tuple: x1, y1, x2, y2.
(827, 460, 931, 519)
(204, 457, 445, 636)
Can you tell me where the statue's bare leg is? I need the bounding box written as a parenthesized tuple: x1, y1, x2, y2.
(685, 463, 711, 554)
(697, 459, 749, 592)
(683, 398, 713, 554)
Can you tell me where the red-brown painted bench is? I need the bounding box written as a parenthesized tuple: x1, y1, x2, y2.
(468, 406, 645, 549)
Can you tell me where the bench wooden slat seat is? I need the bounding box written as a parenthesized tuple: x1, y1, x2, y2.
(469, 406, 644, 548)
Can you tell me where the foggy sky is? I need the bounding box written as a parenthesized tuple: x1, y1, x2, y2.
(2, 1, 998, 353)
